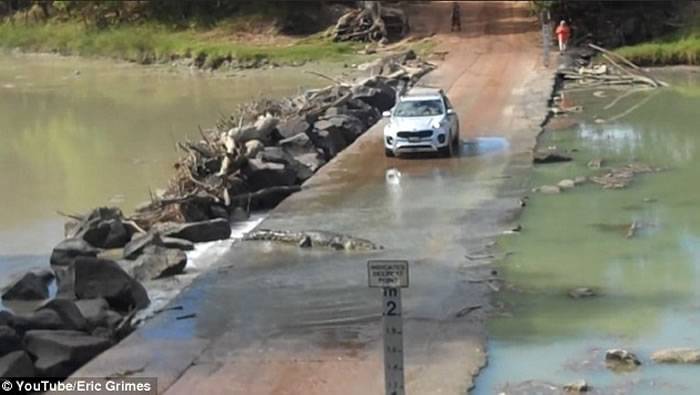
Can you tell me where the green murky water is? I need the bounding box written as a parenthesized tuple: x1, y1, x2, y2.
(0, 53, 334, 271)
(475, 69, 700, 394)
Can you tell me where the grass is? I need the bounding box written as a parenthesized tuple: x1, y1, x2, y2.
(0, 20, 363, 67)
(616, 15, 700, 66)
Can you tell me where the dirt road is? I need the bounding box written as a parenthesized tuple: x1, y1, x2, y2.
(71, 2, 555, 394)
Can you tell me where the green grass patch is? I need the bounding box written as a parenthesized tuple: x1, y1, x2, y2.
(616, 15, 700, 66)
(0, 21, 362, 67)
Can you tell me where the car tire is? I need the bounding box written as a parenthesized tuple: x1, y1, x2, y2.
(438, 145, 451, 158)
(385, 148, 395, 157)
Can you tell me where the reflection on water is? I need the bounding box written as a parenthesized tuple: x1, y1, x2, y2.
(0, 53, 330, 261)
(475, 71, 700, 394)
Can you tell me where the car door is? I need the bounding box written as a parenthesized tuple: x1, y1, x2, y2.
(444, 96, 458, 137)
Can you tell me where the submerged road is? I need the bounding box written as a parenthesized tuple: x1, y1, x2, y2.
(72, 2, 555, 394)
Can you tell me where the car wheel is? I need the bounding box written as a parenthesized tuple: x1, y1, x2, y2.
(438, 145, 451, 158)
(385, 148, 395, 157)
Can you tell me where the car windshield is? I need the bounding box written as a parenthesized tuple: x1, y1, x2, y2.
(393, 99, 444, 117)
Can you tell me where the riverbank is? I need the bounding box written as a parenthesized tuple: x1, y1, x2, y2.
(616, 15, 700, 66)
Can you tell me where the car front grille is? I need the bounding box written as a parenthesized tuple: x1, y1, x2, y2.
(397, 130, 433, 139)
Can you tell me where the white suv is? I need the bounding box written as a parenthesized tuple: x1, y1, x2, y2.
(383, 88, 460, 157)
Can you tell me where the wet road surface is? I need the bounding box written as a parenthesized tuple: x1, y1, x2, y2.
(71, 2, 555, 394)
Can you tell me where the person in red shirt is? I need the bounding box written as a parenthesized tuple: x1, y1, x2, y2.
(555, 20, 571, 54)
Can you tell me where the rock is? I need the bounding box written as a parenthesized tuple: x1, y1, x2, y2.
(37, 299, 88, 331)
(259, 147, 314, 182)
(74, 257, 149, 312)
(230, 207, 250, 222)
(533, 151, 572, 164)
(588, 158, 604, 169)
(558, 179, 576, 190)
(318, 114, 366, 142)
(24, 329, 111, 378)
(563, 379, 589, 392)
(605, 349, 641, 370)
(154, 218, 231, 243)
(129, 245, 187, 281)
(0, 351, 35, 377)
(307, 127, 349, 160)
(651, 348, 700, 364)
(7, 309, 65, 332)
(278, 133, 315, 155)
(0, 325, 21, 356)
(2, 270, 53, 301)
(50, 238, 100, 267)
(352, 81, 396, 111)
(276, 116, 311, 139)
(244, 139, 265, 158)
(74, 299, 111, 328)
(74, 207, 133, 249)
(123, 232, 195, 260)
(568, 287, 598, 299)
(535, 185, 561, 194)
(242, 158, 298, 191)
(293, 152, 326, 173)
(574, 176, 588, 185)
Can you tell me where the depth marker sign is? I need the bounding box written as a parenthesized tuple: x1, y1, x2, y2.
(368, 260, 409, 395)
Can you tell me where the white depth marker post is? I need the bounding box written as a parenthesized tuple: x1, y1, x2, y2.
(368, 260, 409, 395)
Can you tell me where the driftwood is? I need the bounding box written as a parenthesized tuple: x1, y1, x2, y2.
(333, 1, 408, 43)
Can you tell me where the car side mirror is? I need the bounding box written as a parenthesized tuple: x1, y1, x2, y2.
(382, 111, 391, 118)
(446, 108, 456, 115)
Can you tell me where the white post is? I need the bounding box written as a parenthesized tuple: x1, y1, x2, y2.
(382, 287, 405, 395)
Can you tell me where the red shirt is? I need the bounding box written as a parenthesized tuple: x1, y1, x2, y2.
(556, 25, 571, 41)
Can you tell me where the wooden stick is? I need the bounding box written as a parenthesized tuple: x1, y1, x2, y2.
(588, 43, 668, 87)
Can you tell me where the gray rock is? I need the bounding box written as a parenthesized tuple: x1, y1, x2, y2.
(2, 271, 53, 301)
(0, 351, 35, 377)
(558, 179, 576, 190)
(130, 245, 187, 281)
(574, 176, 588, 185)
(24, 330, 111, 378)
(74, 207, 132, 249)
(259, 147, 314, 182)
(244, 139, 265, 158)
(74, 257, 149, 312)
(605, 349, 641, 371)
(74, 299, 111, 328)
(243, 158, 298, 191)
(563, 379, 590, 392)
(279, 133, 315, 155)
(276, 116, 310, 139)
(123, 232, 194, 260)
(37, 299, 88, 331)
(8, 309, 65, 332)
(154, 219, 231, 243)
(568, 287, 598, 299)
(536, 185, 561, 194)
(351, 82, 396, 112)
(50, 238, 100, 267)
(293, 152, 326, 173)
(651, 348, 700, 364)
(0, 325, 21, 357)
(228, 114, 279, 145)
(307, 128, 349, 160)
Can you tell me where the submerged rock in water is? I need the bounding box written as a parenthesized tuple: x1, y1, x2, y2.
(153, 219, 231, 243)
(533, 151, 572, 164)
(568, 287, 598, 299)
(605, 349, 641, 371)
(533, 185, 561, 194)
(563, 379, 590, 393)
(651, 348, 700, 364)
(558, 179, 576, 190)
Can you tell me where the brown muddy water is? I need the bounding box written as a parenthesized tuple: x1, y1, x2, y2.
(0, 53, 340, 282)
(474, 69, 700, 394)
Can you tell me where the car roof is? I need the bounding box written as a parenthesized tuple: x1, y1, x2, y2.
(399, 87, 444, 101)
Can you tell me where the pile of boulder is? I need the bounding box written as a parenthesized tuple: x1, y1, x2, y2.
(131, 50, 433, 229)
(0, 51, 434, 381)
